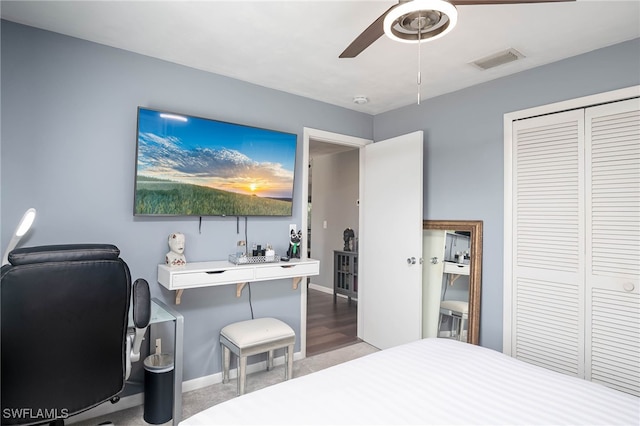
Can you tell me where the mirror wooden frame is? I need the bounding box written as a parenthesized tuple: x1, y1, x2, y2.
(423, 220, 483, 345)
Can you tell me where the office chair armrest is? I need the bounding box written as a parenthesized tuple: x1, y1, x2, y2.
(133, 278, 151, 329)
(131, 278, 151, 357)
(126, 279, 151, 380)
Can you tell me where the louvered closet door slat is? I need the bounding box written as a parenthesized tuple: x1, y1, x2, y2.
(585, 97, 640, 397)
(512, 110, 585, 377)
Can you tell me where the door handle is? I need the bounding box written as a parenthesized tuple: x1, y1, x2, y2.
(430, 257, 439, 264)
(407, 257, 416, 265)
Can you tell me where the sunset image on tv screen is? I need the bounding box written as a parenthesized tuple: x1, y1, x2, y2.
(134, 108, 297, 216)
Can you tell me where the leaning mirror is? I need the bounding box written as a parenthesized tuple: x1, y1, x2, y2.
(422, 220, 482, 345)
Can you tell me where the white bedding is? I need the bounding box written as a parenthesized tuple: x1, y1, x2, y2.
(181, 338, 640, 425)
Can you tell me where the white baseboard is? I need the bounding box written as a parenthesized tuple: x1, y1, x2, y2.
(183, 351, 303, 392)
(308, 283, 332, 294)
(309, 283, 357, 301)
(67, 351, 303, 423)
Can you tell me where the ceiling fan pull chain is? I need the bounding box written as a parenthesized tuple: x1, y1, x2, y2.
(417, 43, 421, 104)
(417, 69, 421, 105)
(417, 12, 422, 105)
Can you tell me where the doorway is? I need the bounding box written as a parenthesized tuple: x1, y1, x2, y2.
(300, 128, 371, 357)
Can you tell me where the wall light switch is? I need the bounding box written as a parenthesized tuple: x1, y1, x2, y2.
(323, 220, 327, 229)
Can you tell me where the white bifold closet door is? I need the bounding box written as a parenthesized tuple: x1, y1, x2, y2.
(512, 109, 586, 378)
(585, 98, 639, 396)
(510, 97, 639, 396)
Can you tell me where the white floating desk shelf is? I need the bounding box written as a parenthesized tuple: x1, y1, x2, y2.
(443, 261, 470, 286)
(158, 259, 320, 304)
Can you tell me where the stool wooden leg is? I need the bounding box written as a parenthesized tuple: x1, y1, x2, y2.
(454, 316, 462, 340)
(267, 349, 274, 371)
(238, 355, 247, 395)
(222, 345, 230, 384)
(286, 344, 294, 380)
(460, 318, 468, 342)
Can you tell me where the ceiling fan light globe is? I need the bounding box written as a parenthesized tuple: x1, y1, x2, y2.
(383, 0, 458, 44)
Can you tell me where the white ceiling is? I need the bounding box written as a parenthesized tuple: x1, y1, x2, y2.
(1, 1, 639, 115)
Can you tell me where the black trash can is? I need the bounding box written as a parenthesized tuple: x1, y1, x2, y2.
(143, 353, 174, 424)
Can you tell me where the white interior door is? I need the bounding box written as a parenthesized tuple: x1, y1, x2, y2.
(360, 131, 423, 349)
(423, 230, 446, 338)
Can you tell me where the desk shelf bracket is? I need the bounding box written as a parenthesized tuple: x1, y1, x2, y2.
(175, 289, 184, 304)
(448, 274, 462, 286)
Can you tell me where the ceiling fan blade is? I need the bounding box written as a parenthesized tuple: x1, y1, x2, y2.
(339, 4, 399, 59)
(450, 0, 574, 5)
(339, 0, 574, 58)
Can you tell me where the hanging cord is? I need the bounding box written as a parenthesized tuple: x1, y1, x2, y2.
(248, 283, 254, 319)
(198, 216, 202, 234)
(244, 217, 249, 255)
(245, 215, 253, 319)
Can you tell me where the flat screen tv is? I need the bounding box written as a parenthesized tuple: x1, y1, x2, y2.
(134, 107, 297, 217)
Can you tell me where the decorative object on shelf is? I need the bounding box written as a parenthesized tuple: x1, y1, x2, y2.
(230, 241, 278, 265)
(228, 252, 280, 265)
(236, 240, 246, 258)
(287, 229, 302, 259)
(165, 232, 186, 267)
(265, 244, 276, 262)
(251, 243, 269, 257)
(343, 227, 355, 251)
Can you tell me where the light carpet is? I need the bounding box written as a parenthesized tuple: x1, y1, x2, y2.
(74, 342, 378, 426)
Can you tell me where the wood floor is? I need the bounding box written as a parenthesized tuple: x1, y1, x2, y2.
(306, 287, 359, 357)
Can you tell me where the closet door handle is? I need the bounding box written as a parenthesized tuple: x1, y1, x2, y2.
(623, 282, 635, 292)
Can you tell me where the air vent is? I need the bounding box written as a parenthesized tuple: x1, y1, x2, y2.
(470, 48, 524, 70)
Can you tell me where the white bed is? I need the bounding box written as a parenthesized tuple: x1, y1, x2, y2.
(181, 338, 640, 425)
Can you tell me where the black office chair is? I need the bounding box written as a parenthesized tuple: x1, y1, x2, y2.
(1, 244, 150, 426)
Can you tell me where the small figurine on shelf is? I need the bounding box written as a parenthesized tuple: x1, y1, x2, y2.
(265, 244, 276, 262)
(287, 229, 302, 259)
(166, 232, 186, 267)
(343, 227, 355, 251)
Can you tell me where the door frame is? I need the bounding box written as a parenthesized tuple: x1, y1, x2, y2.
(300, 127, 372, 358)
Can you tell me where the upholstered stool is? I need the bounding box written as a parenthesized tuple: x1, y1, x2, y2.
(220, 317, 295, 395)
(438, 300, 469, 341)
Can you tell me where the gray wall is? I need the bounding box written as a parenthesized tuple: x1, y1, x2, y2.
(373, 37, 640, 351)
(0, 20, 372, 383)
(309, 149, 360, 291)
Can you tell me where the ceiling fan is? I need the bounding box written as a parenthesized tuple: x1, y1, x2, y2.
(339, 0, 576, 58)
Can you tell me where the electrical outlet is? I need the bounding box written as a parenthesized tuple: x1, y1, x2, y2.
(289, 224, 297, 234)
